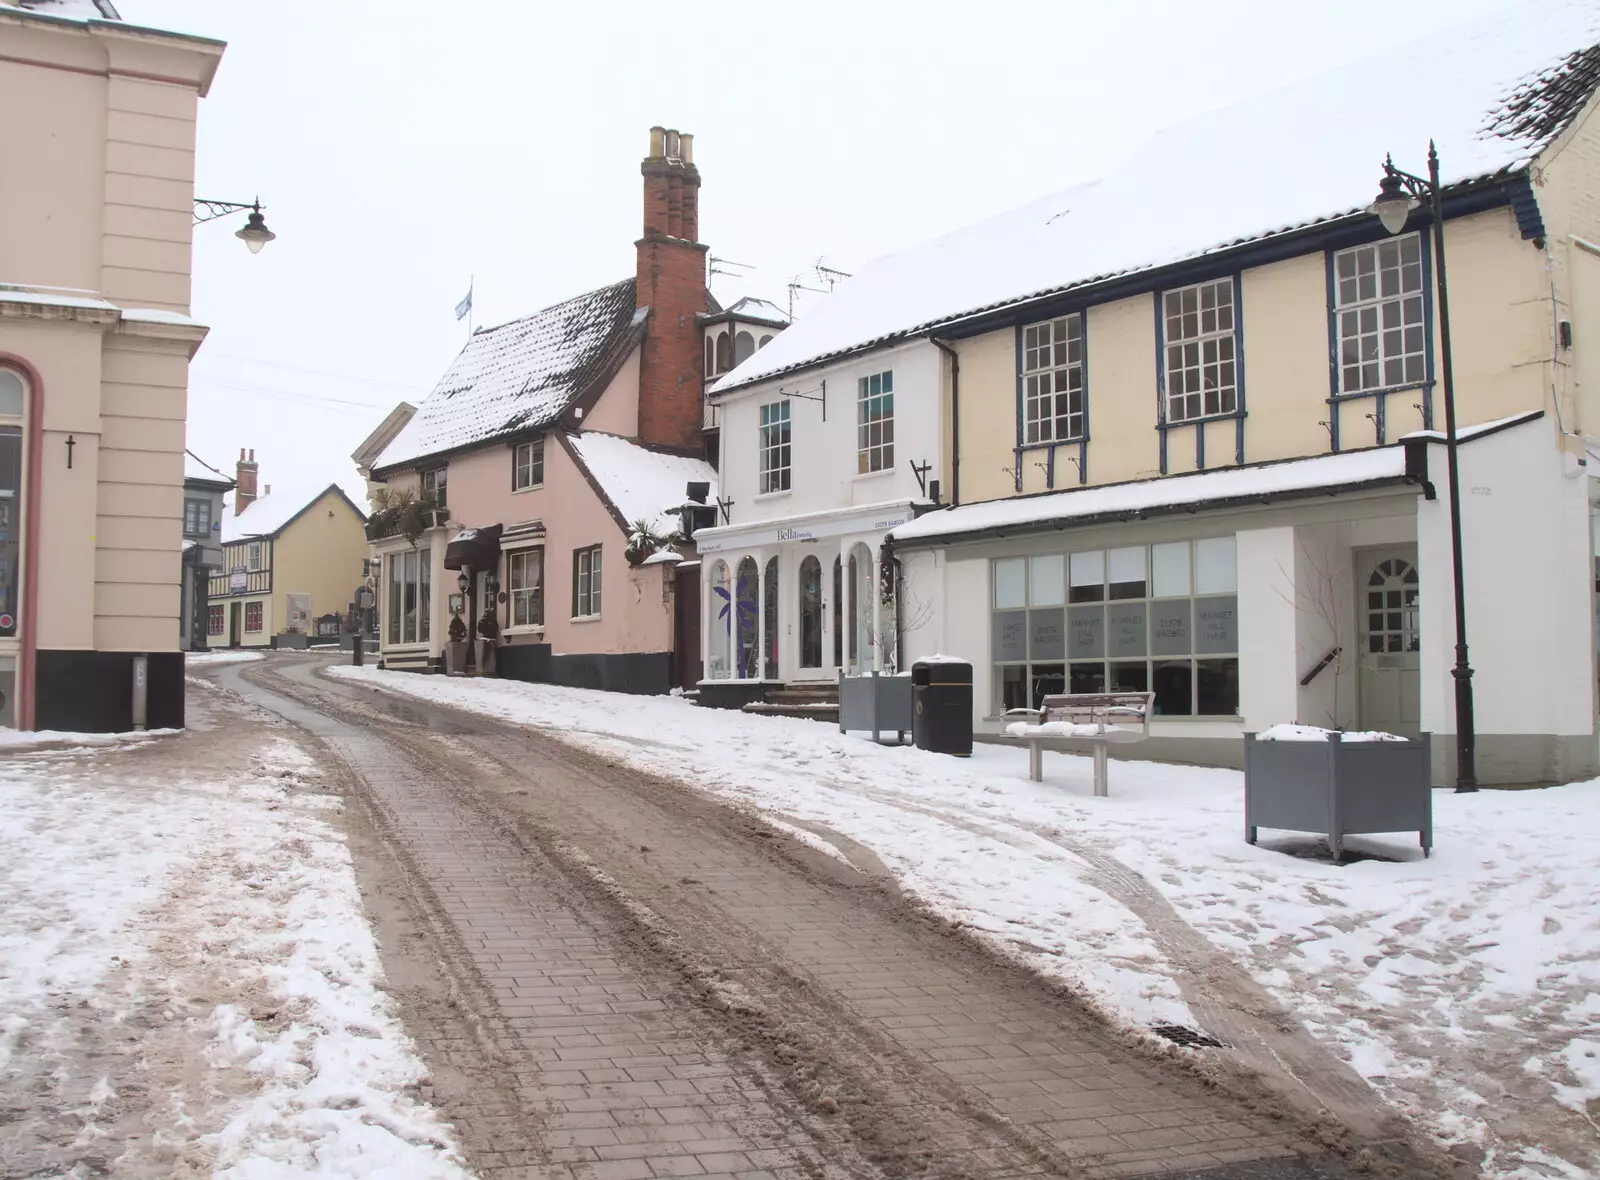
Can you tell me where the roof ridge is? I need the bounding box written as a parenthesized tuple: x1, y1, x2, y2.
(472, 275, 634, 338)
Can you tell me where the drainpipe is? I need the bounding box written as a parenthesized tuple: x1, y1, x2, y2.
(930, 337, 960, 506)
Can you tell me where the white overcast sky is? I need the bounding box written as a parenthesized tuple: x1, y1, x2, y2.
(122, 0, 1515, 505)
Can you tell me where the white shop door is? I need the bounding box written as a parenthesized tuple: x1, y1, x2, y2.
(1356, 546, 1421, 735)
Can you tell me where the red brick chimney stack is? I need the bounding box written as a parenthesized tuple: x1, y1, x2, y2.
(235, 447, 258, 515)
(636, 126, 709, 454)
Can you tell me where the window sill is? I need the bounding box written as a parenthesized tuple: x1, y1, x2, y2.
(1160, 410, 1246, 429)
(512, 484, 545, 494)
(754, 489, 792, 501)
(503, 624, 546, 637)
(852, 467, 896, 482)
(1328, 380, 1433, 403)
(570, 614, 602, 624)
(1017, 438, 1087, 452)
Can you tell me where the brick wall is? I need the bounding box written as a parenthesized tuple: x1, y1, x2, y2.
(636, 129, 709, 455)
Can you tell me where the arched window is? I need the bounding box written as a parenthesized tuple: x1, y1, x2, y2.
(1365, 558, 1420, 653)
(704, 336, 714, 378)
(799, 555, 822, 669)
(715, 332, 733, 374)
(0, 369, 25, 642)
(735, 556, 759, 677)
(763, 555, 779, 679)
(734, 331, 756, 365)
(758, 334, 774, 349)
(707, 559, 731, 679)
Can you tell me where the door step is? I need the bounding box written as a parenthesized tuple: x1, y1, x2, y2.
(741, 700, 840, 723)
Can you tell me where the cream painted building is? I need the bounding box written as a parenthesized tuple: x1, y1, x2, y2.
(208, 451, 368, 648)
(0, 0, 222, 730)
(710, 4, 1600, 785)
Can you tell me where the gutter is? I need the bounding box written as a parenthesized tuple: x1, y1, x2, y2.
(930, 338, 960, 506)
(888, 475, 1418, 551)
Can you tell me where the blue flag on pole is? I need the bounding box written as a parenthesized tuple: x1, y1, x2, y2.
(454, 284, 473, 321)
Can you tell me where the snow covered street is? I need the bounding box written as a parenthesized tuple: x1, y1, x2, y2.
(328, 664, 1600, 1180)
(0, 671, 470, 1178)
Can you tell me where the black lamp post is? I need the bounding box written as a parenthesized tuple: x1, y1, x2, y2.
(1370, 142, 1476, 793)
(193, 198, 277, 253)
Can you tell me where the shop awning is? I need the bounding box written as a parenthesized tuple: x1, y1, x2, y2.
(444, 524, 502, 571)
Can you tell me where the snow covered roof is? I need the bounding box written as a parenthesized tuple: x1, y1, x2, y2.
(890, 447, 1413, 547)
(223, 483, 364, 544)
(5, 0, 120, 19)
(703, 296, 790, 328)
(374, 279, 644, 472)
(565, 432, 717, 537)
(715, 0, 1600, 394)
(183, 450, 231, 487)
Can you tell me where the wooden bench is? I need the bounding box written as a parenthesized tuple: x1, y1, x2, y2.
(1004, 691, 1155, 796)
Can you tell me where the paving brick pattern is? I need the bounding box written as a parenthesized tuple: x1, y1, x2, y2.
(232, 660, 1338, 1180)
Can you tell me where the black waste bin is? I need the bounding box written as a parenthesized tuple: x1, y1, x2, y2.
(912, 658, 973, 756)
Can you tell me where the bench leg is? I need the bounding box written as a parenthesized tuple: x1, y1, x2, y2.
(1029, 741, 1043, 782)
(1246, 825, 1258, 845)
(1093, 743, 1109, 798)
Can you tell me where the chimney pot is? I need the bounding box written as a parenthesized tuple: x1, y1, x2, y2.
(664, 129, 680, 160)
(649, 126, 665, 157)
(679, 133, 693, 164)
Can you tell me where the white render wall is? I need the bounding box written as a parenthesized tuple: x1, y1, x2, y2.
(714, 340, 944, 524)
(1416, 418, 1596, 757)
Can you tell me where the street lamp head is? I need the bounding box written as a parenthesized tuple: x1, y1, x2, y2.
(235, 204, 276, 254)
(456, 571, 469, 594)
(1371, 171, 1413, 236)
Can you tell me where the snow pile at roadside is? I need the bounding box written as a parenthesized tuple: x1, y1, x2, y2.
(186, 650, 266, 667)
(0, 730, 473, 1178)
(328, 665, 1600, 1179)
(0, 726, 179, 750)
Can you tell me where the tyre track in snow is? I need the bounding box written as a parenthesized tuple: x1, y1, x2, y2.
(227, 656, 1378, 1179)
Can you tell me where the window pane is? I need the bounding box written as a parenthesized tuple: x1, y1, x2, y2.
(997, 665, 1028, 712)
(1108, 546, 1145, 599)
(1029, 554, 1064, 606)
(1196, 658, 1239, 716)
(1153, 659, 1193, 715)
(1109, 661, 1148, 693)
(1030, 664, 1065, 710)
(1194, 595, 1238, 654)
(1194, 535, 1236, 593)
(992, 611, 1027, 661)
(419, 549, 431, 643)
(994, 558, 1026, 609)
(1069, 662, 1106, 694)
(1069, 550, 1104, 602)
(1106, 603, 1147, 658)
(1151, 541, 1190, 597)
(0, 370, 23, 417)
(1030, 608, 1065, 660)
(1068, 604, 1105, 658)
(1149, 599, 1191, 656)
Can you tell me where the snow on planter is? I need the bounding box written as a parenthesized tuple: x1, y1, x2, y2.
(1244, 729, 1432, 861)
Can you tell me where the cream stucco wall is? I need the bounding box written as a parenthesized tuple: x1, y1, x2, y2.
(272, 489, 367, 633)
(0, 8, 220, 724)
(950, 205, 1553, 509)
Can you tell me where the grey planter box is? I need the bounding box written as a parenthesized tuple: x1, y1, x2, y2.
(1244, 731, 1433, 861)
(839, 671, 912, 742)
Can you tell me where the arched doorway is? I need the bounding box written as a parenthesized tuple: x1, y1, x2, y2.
(847, 542, 874, 673)
(707, 559, 731, 679)
(1357, 548, 1421, 734)
(735, 556, 759, 678)
(763, 555, 779, 679)
(799, 555, 823, 669)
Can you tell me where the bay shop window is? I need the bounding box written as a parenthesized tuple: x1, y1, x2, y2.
(385, 547, 432, 645)
(991, 536, 1238, 716)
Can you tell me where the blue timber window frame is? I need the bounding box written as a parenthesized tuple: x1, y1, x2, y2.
(1323, 230, 1435, 450)
(1153, 273, 1247, 475)
(1013, 312, 1089, 489)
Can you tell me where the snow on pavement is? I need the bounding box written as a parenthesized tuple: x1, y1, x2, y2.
(328, 665, 1600, 1179)
(0, 715, 472, 1177)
